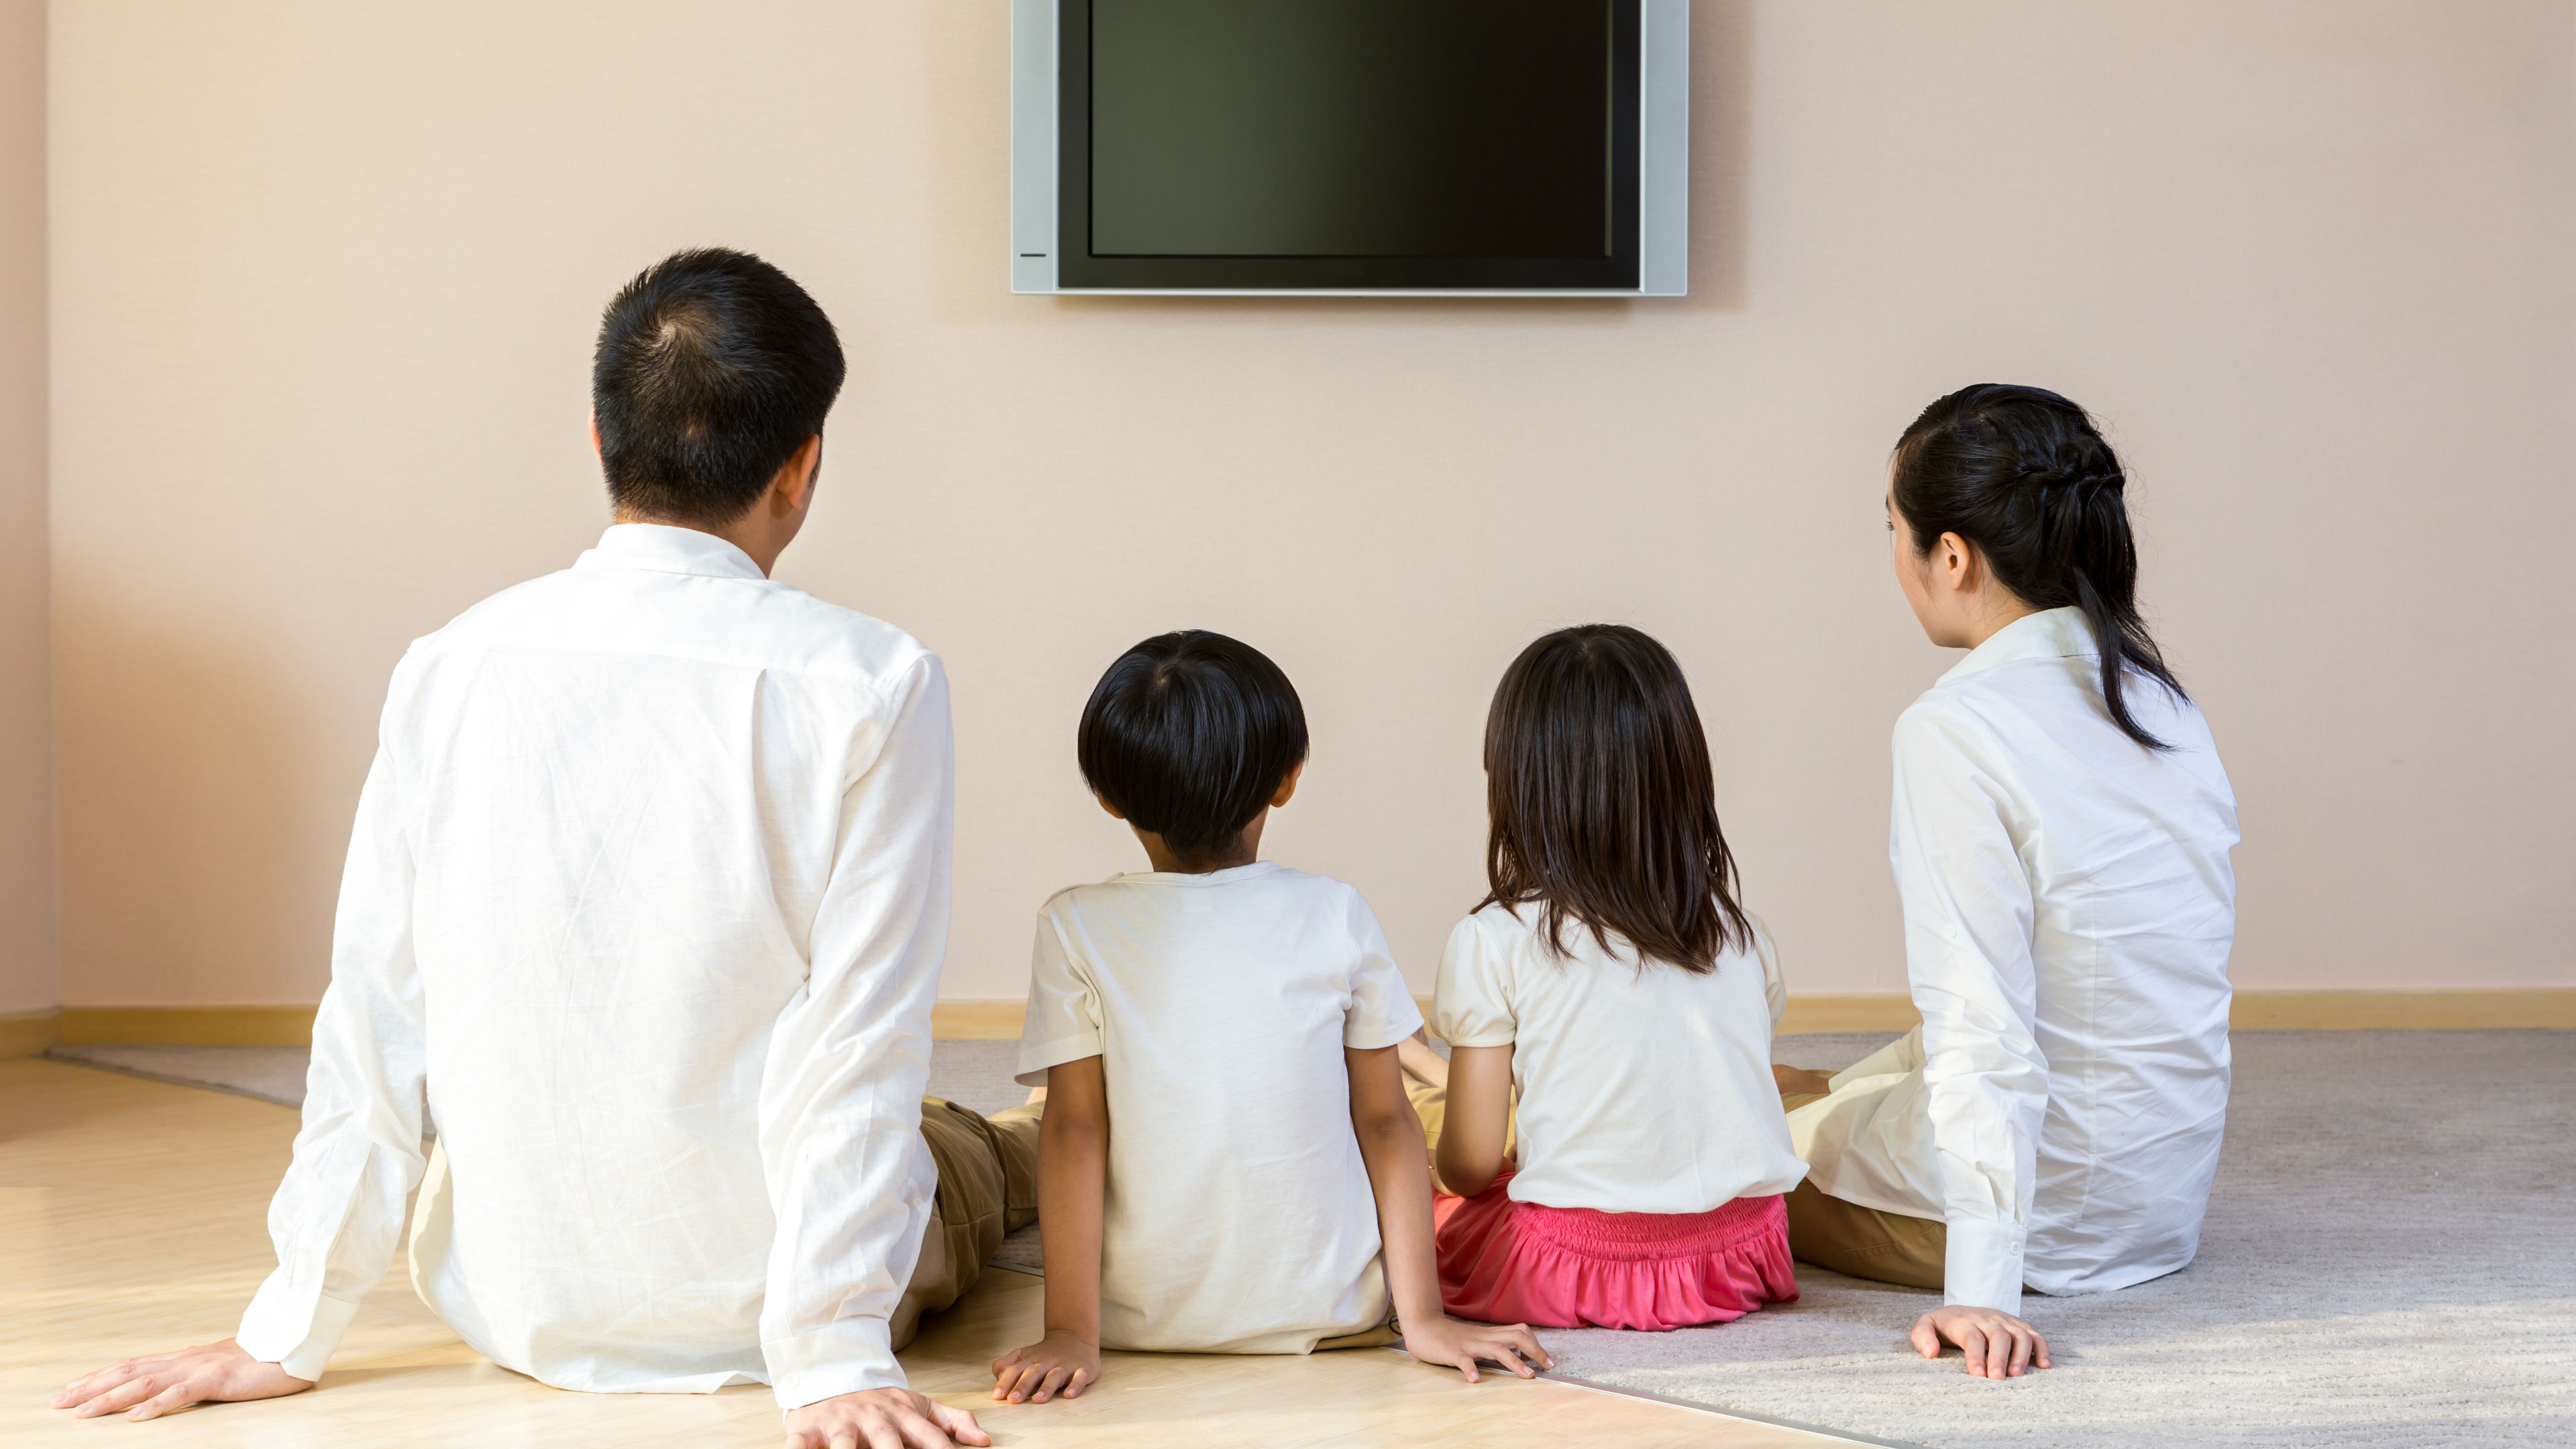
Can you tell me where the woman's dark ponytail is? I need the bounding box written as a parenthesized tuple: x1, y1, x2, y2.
(1890, 384, 2184, 751)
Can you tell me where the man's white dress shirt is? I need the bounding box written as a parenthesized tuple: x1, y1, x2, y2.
(233, 525, 955, 1409)
(1787, 608, 2239, 1313)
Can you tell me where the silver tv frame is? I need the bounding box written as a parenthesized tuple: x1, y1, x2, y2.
(1011, 0, 1689, 298)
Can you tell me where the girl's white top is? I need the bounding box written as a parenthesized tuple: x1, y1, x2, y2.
(1015, 862, 1423, 1354)
(1788, 606, 2241, 1313)
(1433, 904, 1810, 1215)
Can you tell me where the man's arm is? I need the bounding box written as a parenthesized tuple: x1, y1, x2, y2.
(1891, 706, 2053, 1378)
(53, 725, 432, 1420)
(1348, 1045, 1550, 1381)
(757, 655, 986, 1447)
(989, 1056, 1108, 1405)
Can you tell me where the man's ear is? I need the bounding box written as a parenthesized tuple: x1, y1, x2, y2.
(1271, 762, 1305, 809)
(773, 435, 823, 517)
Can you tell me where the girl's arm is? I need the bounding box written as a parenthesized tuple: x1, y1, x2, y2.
(1346, 1045, 1551, 1383)
(989, 1057, 1108, 1404)
(1432, 1044, 1515, 1199)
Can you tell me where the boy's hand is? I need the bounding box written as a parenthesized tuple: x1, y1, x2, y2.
(1401, 1315, 1552, 1383)
(783, 1387, 989, 1448)
(989, 1330, 1101, 1404)
(1911, 1305, 2053, 1379)
(52, 1338, 313, 1420)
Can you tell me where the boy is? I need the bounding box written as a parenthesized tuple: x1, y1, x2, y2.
(988, 631, 1549, 1402)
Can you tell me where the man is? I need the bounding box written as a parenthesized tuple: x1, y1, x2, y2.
(52, 249, 1032, 1448)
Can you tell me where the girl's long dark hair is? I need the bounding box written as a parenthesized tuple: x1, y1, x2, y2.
(1892, 384, 2186, 751)
(1478, 625, 1750, 974)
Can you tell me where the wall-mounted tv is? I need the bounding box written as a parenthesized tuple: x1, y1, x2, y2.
(1012, 1, 1688, 297)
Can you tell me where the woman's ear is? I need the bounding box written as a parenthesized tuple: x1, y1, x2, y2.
(1935, 531, 1980, 595)
(1271, 762, 1305, 809)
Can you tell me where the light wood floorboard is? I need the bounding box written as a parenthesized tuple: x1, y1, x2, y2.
(0, 1059, 1859, 1447)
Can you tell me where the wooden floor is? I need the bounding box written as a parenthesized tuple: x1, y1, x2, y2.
(0, 1059, 1861, 1448)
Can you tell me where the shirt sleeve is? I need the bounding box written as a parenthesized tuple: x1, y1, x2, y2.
(235, 720, 432, 1382)
(1431, 914, 1515, 1049)
(1015, 904, 1104, 1086)
(1890, 702, 2048, 1316)
(1341, 892, 1423, 1050)
(1748, 914, 1787, 1031)
(756, 655, 953, 1410)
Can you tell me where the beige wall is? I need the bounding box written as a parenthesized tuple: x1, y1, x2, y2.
(0, 0, 54, 1018)
(46, 1, 2575, 1008)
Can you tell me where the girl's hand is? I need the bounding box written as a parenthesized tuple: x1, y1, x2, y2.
(989, 1330, 1101, 1404)
(1401, 1316, 1552, 1383)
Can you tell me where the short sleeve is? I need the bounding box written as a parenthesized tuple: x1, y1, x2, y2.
(1014, 903, 1104, 1086)
(1341, 891, 1423, 1050)
(1431, 912, 1517, 1049)
(1748, 913, 1786, 1030)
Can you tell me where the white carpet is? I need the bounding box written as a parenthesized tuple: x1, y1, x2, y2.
(49, 1030, 2575, 1447)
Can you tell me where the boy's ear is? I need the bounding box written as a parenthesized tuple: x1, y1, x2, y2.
(1271, 762, 1305, 809)
(1095, 792, 1127, 822)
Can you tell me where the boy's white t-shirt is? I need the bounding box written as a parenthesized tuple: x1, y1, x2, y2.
(1433, 902, 1809, 1215)
(1014, 861, 1424, 1354)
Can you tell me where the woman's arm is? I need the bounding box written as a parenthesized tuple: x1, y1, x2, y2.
(988, 1057, 1108, 1404)
(1346, 1045, 1550, 1383)
(1432, 1044, 1515, 1199)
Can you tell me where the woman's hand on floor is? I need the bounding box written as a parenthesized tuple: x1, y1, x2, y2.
(50, 1338, 313, 1420)
(1403, 1315, 1554, 1383)
(989, 1330, 1100, 1404)
(784, 1387, 989, 1448)
(1911, 1305, 2051, 1378)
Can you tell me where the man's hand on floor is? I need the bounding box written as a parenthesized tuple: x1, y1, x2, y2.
(1911, 1305, 2051, 1379)
(784, 1387, 989, 1448)
(51, 1338, 313, 1420)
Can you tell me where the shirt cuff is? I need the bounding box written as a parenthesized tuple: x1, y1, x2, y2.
(1014, 1030, 1103, 1088)
(767, 1316, 906, 1411)
(1941, 1214, 2027, 1315)
(236, 1267, 362, 1383)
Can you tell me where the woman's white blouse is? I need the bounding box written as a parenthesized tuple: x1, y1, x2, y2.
(1788, 608, 2240, 1312)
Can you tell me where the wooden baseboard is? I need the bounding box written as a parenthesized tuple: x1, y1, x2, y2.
(930, 1000, 1026, 1040)
(2230, 989, 2576, 1030)
(1, 1007, 62, 1059)
(56, 1006, 317, 1046)
(44, 989, 2571, 1049)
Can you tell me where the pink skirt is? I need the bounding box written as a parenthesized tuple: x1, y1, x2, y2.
(1434, 1172, 1800, 1331)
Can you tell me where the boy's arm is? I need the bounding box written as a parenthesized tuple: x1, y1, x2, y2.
(990, 1057, 1108, 1405)
(1431, 1044, 1515, 1199)
(1346, 1046, 1551, 1383)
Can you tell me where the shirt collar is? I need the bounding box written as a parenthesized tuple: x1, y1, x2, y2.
(573, 524, 767, 582)
(1937, 606, 2096, 686)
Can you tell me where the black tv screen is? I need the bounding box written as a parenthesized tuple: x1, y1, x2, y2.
(1057, 0, 1642, 290)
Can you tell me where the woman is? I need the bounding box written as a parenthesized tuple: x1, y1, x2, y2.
(1778, 384, 2241, 1379)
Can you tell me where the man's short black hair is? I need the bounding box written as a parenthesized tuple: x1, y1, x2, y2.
(1078, 631, 1310, 867)
(592, 248, 846, 527)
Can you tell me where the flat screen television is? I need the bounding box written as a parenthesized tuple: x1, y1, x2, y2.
(1012, 1, 1688, 296)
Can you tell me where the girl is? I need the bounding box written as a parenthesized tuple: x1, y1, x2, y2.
(1780, 384, 2239, 1380)
(1403, 625, 1807, 1332)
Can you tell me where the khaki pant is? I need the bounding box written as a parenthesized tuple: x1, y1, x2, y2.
(1776, 1088, 1946, 1291)
(409, 1095, 1044, 1354)
(893, 1097, 1044, 1350)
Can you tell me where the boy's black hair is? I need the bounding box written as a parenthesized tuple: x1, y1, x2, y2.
(592, 247, 847, 527)
(1078, 631, 1309, 869)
